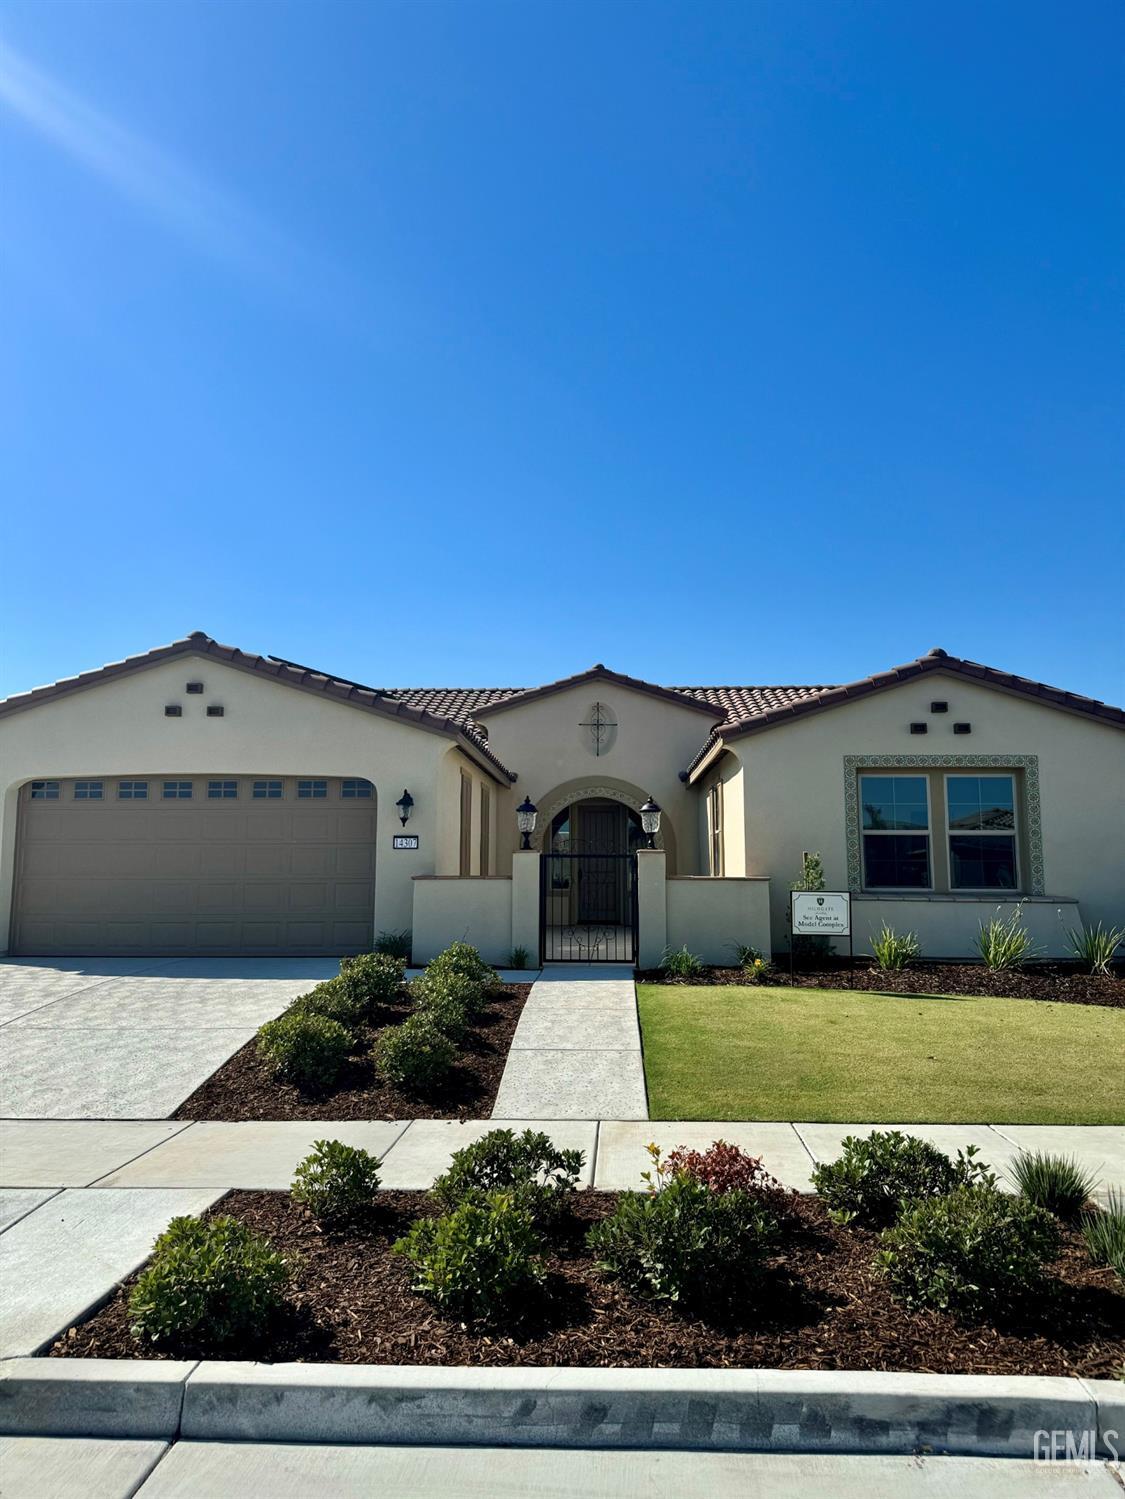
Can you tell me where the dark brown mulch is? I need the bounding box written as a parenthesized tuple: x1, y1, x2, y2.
(172, 985, 532, 1122)
(636, 962, 1125, 1008)
(50, 1190, 1125, 1376)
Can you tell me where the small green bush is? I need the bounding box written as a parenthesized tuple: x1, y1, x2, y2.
(129, 1215, 289, 1348)
(411, 986, 470, 1043)
(291, 1138, 383, 1225)
(256, 1011, 352, 1090)
(413, 968, 487, 1018)
(1081, 1188, 1125, 1281)
(741, 955, 773, 985)
(976, 903, 1041, 970)
(1009, 1150, 1098, 1220)
(1066, 922, 1124, 976)
(587, 1175, 778, 1307)
(870, 925, 921, 971)
(374, 928, 413, 960)
(432, 1128, 584, 1226)
(289, 978, 367, 1029)
(338, 951, 405, 1013)
(875, 1185, 1061, 1314)
(394, 1191, 546, 1322)
(660, 944, 705, 980)
(811, 1130, 994, 1227)
(732, 943, 764, 967)
(507, 945, 531, 969)
(373, 1013, 457, 1093)
(428, 941, 498, 990)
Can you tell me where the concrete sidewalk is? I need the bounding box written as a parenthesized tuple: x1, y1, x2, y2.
(491, 965, 648, 1119)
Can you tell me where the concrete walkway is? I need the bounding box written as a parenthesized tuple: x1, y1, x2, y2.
(491, 965, 648, 1120)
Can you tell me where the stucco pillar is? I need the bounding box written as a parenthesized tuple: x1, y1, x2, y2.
(511, 850, 540, 962)
(636, 848, 667, 969)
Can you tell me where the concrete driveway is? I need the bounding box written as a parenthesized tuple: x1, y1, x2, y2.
(0, 958, 337, 1120)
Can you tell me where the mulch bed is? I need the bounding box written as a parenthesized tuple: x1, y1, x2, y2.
(636, 962, 1125, 1008)
(51, 1190, 1124, 1376)
(172, 985, 532, 1122)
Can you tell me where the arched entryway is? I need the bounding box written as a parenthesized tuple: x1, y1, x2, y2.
(537, 789, 652, 963)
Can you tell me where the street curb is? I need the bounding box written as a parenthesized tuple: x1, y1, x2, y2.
(1, 1360, 1120, 1457)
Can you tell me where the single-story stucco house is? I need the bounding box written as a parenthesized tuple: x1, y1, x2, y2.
(0, 632, 1121, 967)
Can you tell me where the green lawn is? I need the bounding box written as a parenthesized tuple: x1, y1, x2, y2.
(636, 984, 1125, 1124)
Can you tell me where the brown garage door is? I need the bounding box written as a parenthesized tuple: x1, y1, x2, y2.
(10, 776, 376, 956)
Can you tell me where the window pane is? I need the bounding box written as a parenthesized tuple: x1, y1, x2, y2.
(298, 779, 327, 799)
(31, 781, 60, 800)
(252, 780, 282, 799)
(950, 835, 1017, 889)
(341, 778, 372, 798)
(208, 781, 237, 798)
(74, 781, 103, 800)
(860, 775, 928, 830)
(947, 775, 1015, 831)
(862, 833, 930, 887)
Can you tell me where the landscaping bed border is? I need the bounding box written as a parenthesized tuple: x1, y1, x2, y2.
(2, 1358, 1121, 1459)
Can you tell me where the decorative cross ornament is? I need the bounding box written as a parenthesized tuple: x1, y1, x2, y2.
(580, 701, 618, 756)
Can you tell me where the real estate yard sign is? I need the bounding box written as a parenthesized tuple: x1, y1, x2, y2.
(790, 891, 851, 935)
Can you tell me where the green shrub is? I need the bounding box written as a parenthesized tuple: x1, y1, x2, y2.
(129, 1215, 289, 1348)
(976, 903, 1041, 970)
(732, 943, 764, 967)
(870, 925, 921, 971)
(660, 944, 705, 980)
(1009, 1150, 1098, 1220)
(428, 941, 498, 990)
(338, 951, 405, 1012)
(291, 1138, 382, 1225)
(393, 1191, 545, 1322)
(507, 945, 531, 969)
(1066, 922, 1124, 976)
(411, 986, 470, 1043)
(256, 1011, 352, 1090)
(1081, 1188, 1125, 1281)
(373, 1013, 457, 1092)
(587, 1174, 779, 1307)
(289, 977, 367, 1029)
(811, 1130, 994, 1227)
(413, 968, 487, 1017)
(875, 1185, 1061, 1314)
(432, 1128, 584, 1225)
(374, 928, 413, 960)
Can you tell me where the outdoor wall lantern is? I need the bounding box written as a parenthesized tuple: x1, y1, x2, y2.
(640, 796, 662, 848)
(395, 789, 415, 826)
(516, 795, 538, 849)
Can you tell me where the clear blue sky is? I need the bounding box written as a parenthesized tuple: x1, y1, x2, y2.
(2, 1, 1122, 702)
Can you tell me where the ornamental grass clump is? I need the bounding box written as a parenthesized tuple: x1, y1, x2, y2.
(256, 1011, 352, 1090)
(374, 928, 413, 960)
(875, 1185, 1060, 1315)
(1080, 1188, 1125, 1282)
(811, 1130, 994, 1227)
(432, 1128, 584, 1227)
(129, 1215, 289, 1350)
(393, 1191, 546, 1323)
(373, 1012, 456, 1093)
(338, 951, 406, 1013)
(291, 1138, 383, 1226)
(1009, 1150, 1098, 1221)
(870, 925, 921, 971)
(588, 1173, 779, 1308)
(976, 903, 1041, 970)
(1065, 921, 1124, 976)
(660, 944, 705, 980)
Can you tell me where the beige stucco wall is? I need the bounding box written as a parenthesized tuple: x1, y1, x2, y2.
(435, 747, 510, 877)
(731, 671, 1125, 958)
(698, 750, 746, 877)
(0, 653, 481, 953)
(850, 895, 1082, 960)
(411, 876, 513, 964)
(665, 875, 772, 963)
(483, 682, 720, 874)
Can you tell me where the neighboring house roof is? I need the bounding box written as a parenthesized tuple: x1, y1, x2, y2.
(684, 647, 1125, 779)
(0, 633, 518, 783)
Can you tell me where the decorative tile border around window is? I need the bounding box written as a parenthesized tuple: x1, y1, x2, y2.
(843, 754, 1043, 895)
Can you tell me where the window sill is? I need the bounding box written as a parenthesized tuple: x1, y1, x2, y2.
(854, 892, 1077, 904)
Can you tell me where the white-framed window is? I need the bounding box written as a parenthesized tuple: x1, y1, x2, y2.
(207, 780, 237, 799)
(341, 778, 372, 799)
(859, 773, 931, 888)
(118, 781, 148, 800)
(946, 774, 1019, 890)
(253, 780, 283, 799)
(163, 781, 193, 799)
(74, 780, 103, 800)
(707, 781, 723, 876)
(298, 779, 327, 799)
(30, 780, 60, 800)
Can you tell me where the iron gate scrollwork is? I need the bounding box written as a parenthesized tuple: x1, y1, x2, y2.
(539, 851, 638, 963)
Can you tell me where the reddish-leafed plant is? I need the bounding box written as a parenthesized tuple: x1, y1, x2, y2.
(644, 1140, 797, 1217)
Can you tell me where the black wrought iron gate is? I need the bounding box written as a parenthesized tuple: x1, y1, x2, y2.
(539, 852, 638, 963)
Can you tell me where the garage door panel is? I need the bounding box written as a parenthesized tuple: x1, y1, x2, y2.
(12, 777, 376, 956)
